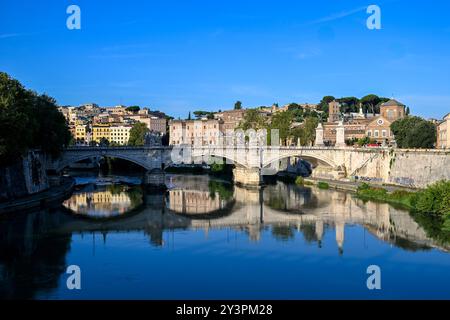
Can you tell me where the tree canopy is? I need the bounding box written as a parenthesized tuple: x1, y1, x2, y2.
(0, 72, 71, 166)
(269, 111, 294, 145)
(317, 96, 335, 113)
(126, 106, 140, 113)
(237, 109, 267, 131)
(193, 110, 214, 119)
(360, 94, 389, 114)
(234, 101, 242, 110)
(128, 122, 149, 146)
(291, 116, 318, 146)
(391, 116, 436, 149)
(337, 97, 360, 113)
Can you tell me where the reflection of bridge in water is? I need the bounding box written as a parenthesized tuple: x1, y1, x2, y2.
(50, 180, 448, 253)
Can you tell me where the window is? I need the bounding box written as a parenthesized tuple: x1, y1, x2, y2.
(368, 130, 372, 137)
(374, 130, 379, 137)
(382, 130, 387, 137)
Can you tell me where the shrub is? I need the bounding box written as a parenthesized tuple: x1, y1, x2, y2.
(415, 181, 450, 216)
(318, 182, 329, 189)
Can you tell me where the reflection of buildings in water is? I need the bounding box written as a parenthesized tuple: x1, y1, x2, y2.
(168, 189, 229, 215)
(63, 186, 141, 217)
(51, 179, 448, 254)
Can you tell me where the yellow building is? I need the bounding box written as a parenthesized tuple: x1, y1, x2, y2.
(110, 125, 132, 145)
(75, 124, 87, 142)
(92, 124, 111, 143)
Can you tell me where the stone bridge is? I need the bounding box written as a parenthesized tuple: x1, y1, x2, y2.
(47, 146, 450, 188)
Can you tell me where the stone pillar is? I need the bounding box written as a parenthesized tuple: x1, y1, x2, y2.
(315, 123, 324, 146)
(335, 120, 346, 147)
(233, 167, 263, 187)
(143, 170, 166, 190)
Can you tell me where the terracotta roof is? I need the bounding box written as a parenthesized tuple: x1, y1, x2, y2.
(381, 99, 405, 107)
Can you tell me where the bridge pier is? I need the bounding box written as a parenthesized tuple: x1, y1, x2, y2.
(143, 169, 166, 190)
(233, 167, 263, 188)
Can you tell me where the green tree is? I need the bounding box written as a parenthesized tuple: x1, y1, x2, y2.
(360, 94, 381, 114)
(126, 106, 140, 113)
(391, 116, 437, 149)
(128, 122, 149, 146)
(360, 94, 389, 114)
(234, 101, 242, 110)
(193, 110, 214, 119)
(317, 96, 335, 113)
(290, 116, 319, 146)
(337, 97, 359, 113)
(269, 111, 294, 145)
(0, 72, 70, 166)
(237, 109, 267, 131)
(31, 94, 72, 156)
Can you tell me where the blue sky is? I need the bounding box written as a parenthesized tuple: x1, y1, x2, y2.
(1, 0, 450, 119)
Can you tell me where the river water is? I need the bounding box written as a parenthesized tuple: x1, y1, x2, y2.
(1, 173, 449, 299)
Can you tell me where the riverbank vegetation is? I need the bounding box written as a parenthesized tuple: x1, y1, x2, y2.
(317, 182, 330, 189)
(0, 72, 71, 166)
(357, 181, 450, 241)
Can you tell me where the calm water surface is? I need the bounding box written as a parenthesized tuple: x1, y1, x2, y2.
(1, 174, 449, 299)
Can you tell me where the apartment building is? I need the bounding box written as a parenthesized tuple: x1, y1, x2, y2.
(169, 119, 223, 145)
(110, 125, 132, 145)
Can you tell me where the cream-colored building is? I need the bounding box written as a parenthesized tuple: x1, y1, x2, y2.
(437, 113, 450, 149)
(110, 125, 132, 145)
(169, 119, 223, 145)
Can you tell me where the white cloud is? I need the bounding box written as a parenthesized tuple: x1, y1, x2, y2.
(305, 6, 366, 25)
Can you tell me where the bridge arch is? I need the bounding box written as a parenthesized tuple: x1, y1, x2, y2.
(262, 152, 338, 170)
(56, 152, 152, 172)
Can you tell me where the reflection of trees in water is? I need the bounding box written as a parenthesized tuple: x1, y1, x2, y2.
(270, 223, 320, 244)
(208, 180, 234, 201)
(364, 224, 432, 252)
(410, 211, 450, 245)
(263, 182, 319, 213)
(0, 210, 71, 299)
(271, 225, 295, 241)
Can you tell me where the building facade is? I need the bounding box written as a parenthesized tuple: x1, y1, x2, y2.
(437, 113, 450, 149)
(92, 124, 110, 143)
(214, 109, 246, 132)
(322, 99, 406, 146)
(110, 125, 132, 145)
(169, 119, 223, 145)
